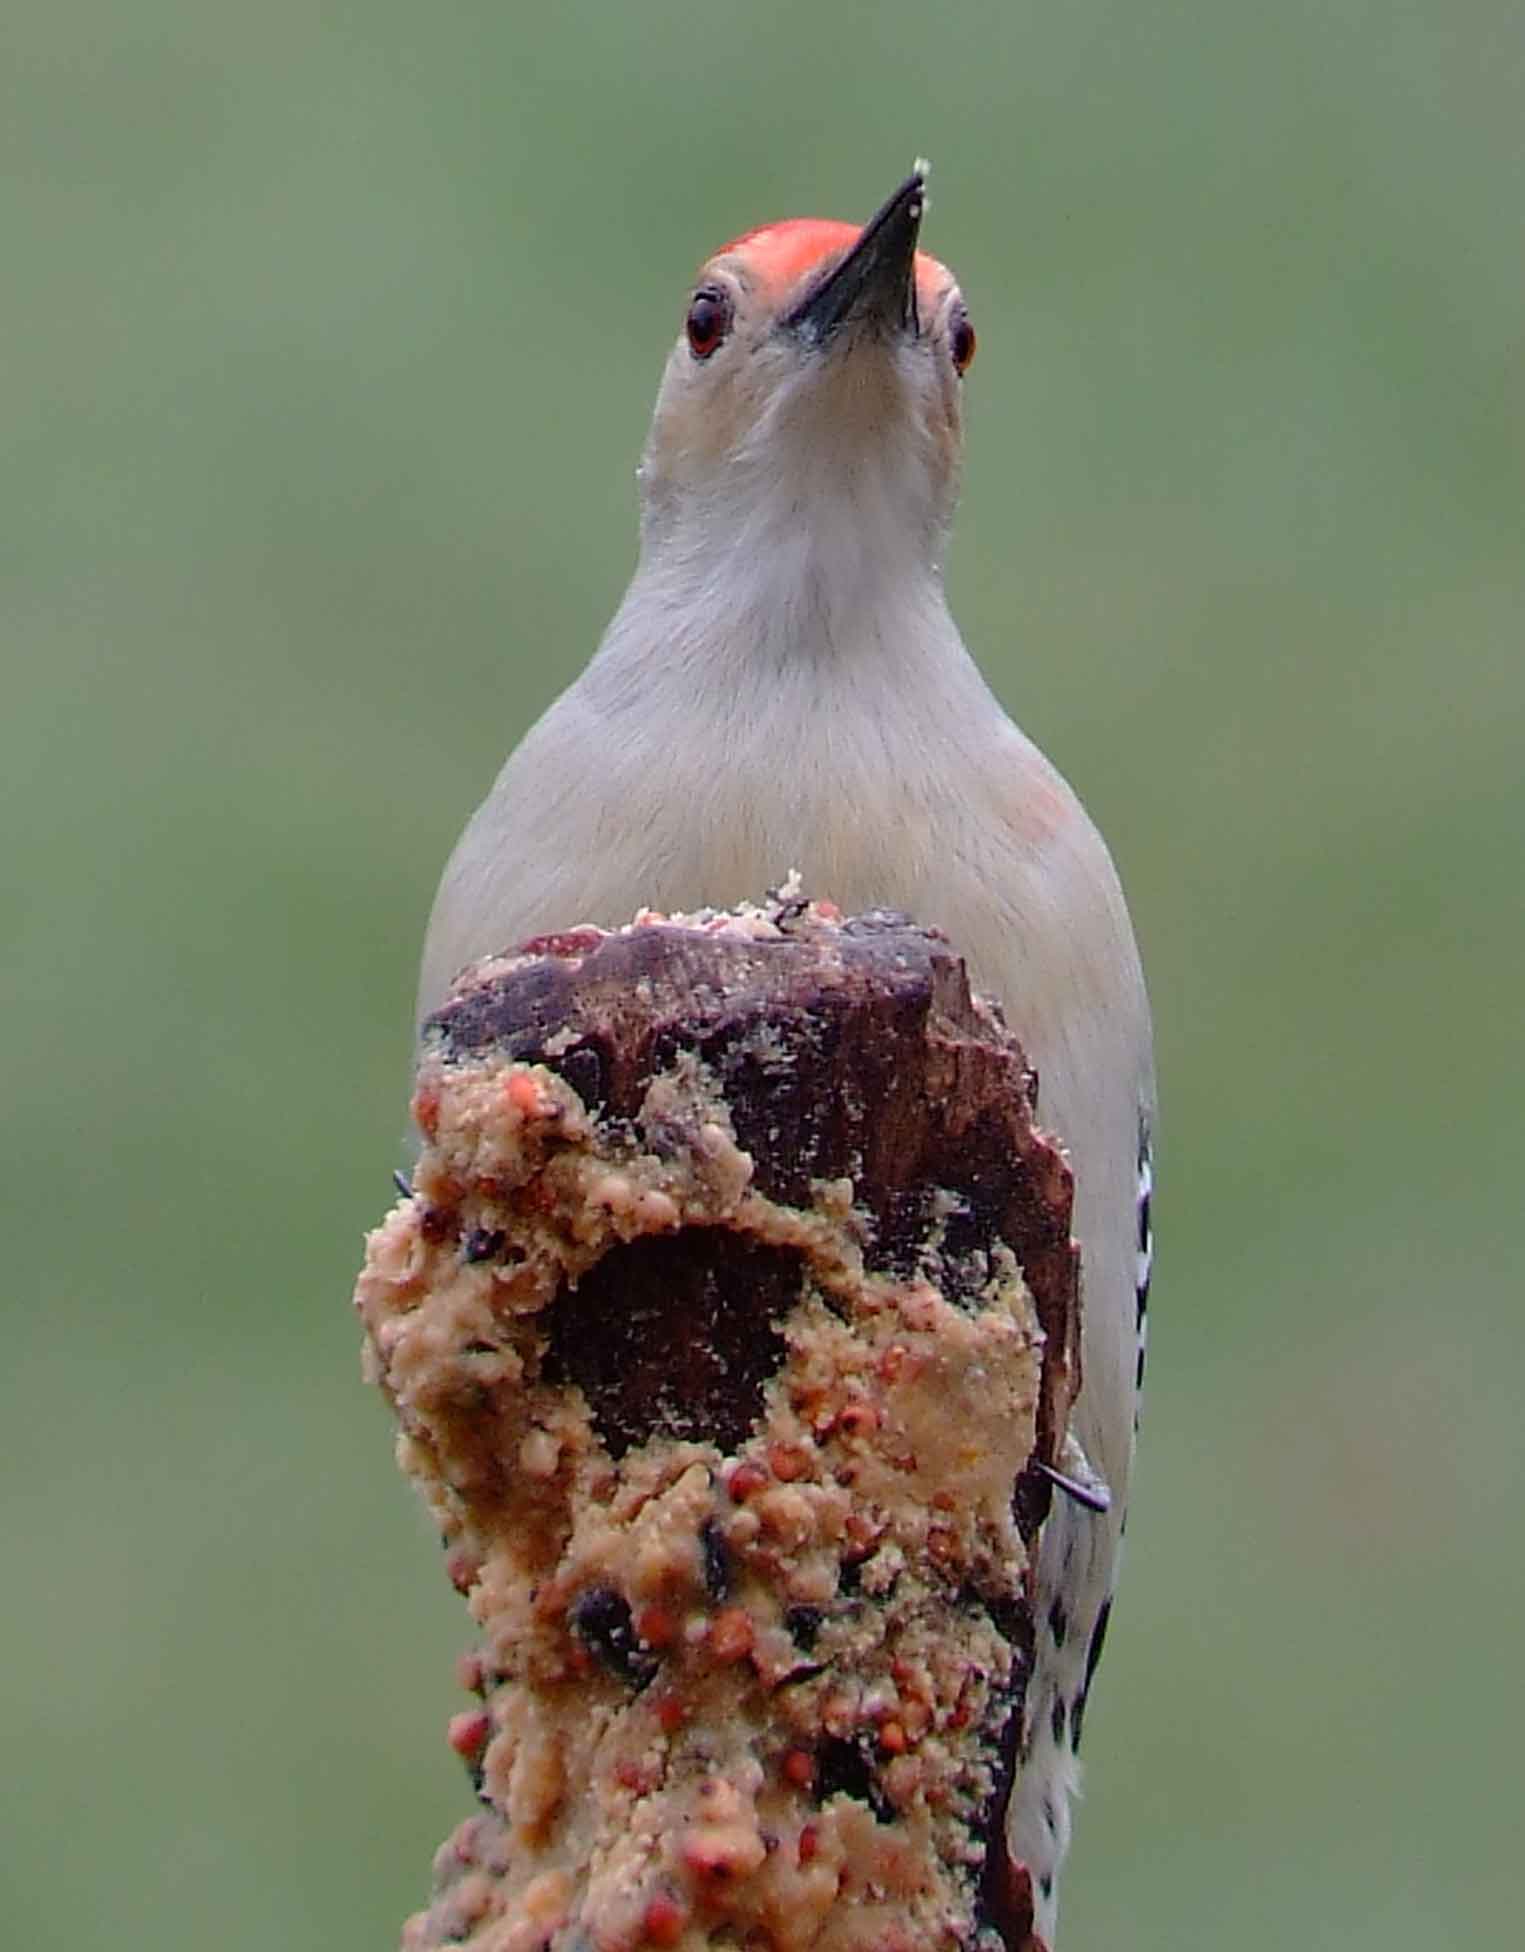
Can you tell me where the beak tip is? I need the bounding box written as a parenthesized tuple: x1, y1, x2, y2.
(785, 164, 930, 343)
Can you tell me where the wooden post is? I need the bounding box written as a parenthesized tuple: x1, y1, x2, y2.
(354, 894, 1079, 1952)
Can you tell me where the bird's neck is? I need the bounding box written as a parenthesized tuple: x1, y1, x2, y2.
(612, 466, 960, 691)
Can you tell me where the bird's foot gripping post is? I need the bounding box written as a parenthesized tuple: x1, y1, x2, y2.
(353, 894, 1080, 1952)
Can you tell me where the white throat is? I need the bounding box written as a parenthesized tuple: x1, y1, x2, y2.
(627, 347, 958, 685)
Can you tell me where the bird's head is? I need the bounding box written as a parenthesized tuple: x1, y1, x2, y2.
(637, 166, 974, 574)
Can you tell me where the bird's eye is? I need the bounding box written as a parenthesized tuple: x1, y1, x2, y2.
(950, 308, 977, 376)
(685, 288, 732, 361)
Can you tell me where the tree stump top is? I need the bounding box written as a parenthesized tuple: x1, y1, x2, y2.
(355, 894, 1077, 1951)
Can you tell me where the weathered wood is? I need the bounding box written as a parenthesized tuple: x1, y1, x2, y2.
(354, 896, 1078, 1952)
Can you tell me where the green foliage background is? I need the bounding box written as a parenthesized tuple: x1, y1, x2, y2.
(4, 4, 1521, 1945)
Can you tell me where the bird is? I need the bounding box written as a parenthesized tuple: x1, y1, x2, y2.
(418, 164, 1154, 1946)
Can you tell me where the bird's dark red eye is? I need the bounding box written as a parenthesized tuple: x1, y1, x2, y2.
(685, 287, 732, 360)
(951, 309, 977, 376)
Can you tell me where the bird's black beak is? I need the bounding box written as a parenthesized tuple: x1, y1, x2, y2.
(785, 166, 926, 344)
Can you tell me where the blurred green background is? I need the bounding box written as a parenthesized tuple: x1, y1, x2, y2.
(4, 2, 1521, 1946)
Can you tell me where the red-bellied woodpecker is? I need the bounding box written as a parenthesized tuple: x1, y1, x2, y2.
(419, 164, 1154, 1945)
